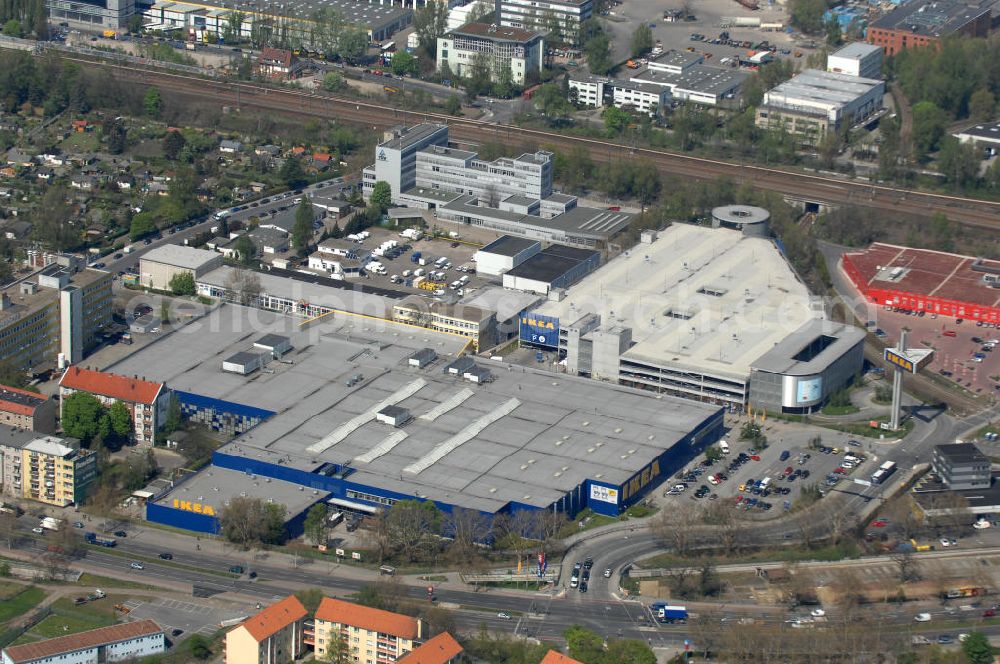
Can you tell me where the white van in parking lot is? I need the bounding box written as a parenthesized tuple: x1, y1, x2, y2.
(719, 440, 730, 454)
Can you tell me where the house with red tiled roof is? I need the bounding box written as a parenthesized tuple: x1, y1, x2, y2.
(58, 367, 169, 446)
(311, 598, 422, 662)
(396, 632, 464, 664)
(225, 595, 308, 664)
(255, 47, 297, 80)
(540, 651, 584, 664)
(1, 619, 164, 664)
(0, 384, 56, 433)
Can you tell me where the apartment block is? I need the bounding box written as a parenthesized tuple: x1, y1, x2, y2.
(58, 367, 169, 446)
(0, 266, 111, 371)
(225, 595, 308, 664)
(396, 633, 464, 664)
(19, 435, 96, 507)
(0, 424, 42, 500)
(312, 597, 422, 663)
(0, 385, 56, 433)
(436, 22, 544, 86)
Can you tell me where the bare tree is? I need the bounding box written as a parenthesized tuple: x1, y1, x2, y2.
(384, 500, 442, 563)
(701, 501, 743, 555)
(0, 513, 16, 550)
(363, 511, 393, 564)
(226, 267, 262, 306)
(481, 183, 501, 208)
(444, 507, 491, 562)
(891, 548, 919, 582)
(650, 505, 702, 557)
(491, 509, 536, 557)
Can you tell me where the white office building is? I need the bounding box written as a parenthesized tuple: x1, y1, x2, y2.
(827, 42, 883, 79)
(756, 69, 885, 144)
(436, 22, 544, 86)
(499, 0, 591, 44)
(612, 81, 670, 115)
(362, 124, 449, 200)
(568, 74, 611, 107)
(630, 65, 747, 106)
(413, 145, 554, 202)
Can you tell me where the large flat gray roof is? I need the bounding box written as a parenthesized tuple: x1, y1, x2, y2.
(750, 319, 865, 376)
(153, 466, 322, 517)
(140, 245, 220, 271)
(115, 306, 720, 513)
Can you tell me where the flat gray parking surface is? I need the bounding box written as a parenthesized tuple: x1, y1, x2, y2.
(124, 598, 251, 639)
(658, 418, 882, 517)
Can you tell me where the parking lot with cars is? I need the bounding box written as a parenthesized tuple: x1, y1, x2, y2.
(336, 227, 488, 296)
(662, 431, 880, 517)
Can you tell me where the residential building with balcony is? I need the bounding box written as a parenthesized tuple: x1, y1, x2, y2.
(225, 595, 307, 664)
(0, 385, 56, 433)
(0, 424, 41, 500)
(396, 633, 463, 664)
(312, 598, 422, 663)
(19, 434, 96, 507)
(58, 367, 169, 447)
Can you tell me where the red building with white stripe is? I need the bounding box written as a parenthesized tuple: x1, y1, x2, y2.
(842, 243, 1000, 324)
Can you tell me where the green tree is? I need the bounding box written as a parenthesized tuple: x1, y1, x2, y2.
(390, 50, 419, 77)
(630, 23, 653, 58)
(969, 88, 996, 122)
(412, 1, 448, 58)
(218, 496, 288, 548)
(444, 94, 462, 116)
(825, 17, 842, 46)
(108, 401, 132, 439)
(292, 196, 314, 253)
(369, 181, 392, 211)
(168, 271, 196, 296)
(322, 71, 346, 92)
(103, 117, 127, 155)
(603, 106, 631, 134)
(962, 631, 993, 664)
(789, 0, 828, 34)
(128, 14, 145, 34)
(143, 87, 163, 118)
(565, 626, 605, 663)
(129, 213, 156, 241)
(61, 392, 109, 446)
(187, 634, 211, 660)
(279, 156, 306, 189)
(937, 136, 980, 189)
(303, 503, 327, 545)
(383, 499, 443, 562)
(911, 101, 948, 160)
(534, 83, 574, 121)
(584, 30, 611, 75)
(163, 395, 182, 434)
(2, 19, 22, 37)
(232, 235, 256, 265)
(603, 639, 656, 664)
(162, 131, 186, 161)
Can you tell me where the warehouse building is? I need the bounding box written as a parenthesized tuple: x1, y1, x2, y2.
(474, 236, 542, 276)
(748, 319, 865, 414)
(120, 306, 722, 529)
(866, 0, 991, 55)
(436, 23, 544, 86)
(827, 42, 883, 79)
(520, 223, 861, 408)
(139, 245, 223, 292)
(756, 69, 885, 145)
(842, 243, 1000, 323)
(502, 245, 601, 295)
(954, 121, 1000, 149)
(629, 65, 747, 106)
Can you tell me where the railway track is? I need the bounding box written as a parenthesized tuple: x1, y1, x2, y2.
(70, 57, 1000, 230)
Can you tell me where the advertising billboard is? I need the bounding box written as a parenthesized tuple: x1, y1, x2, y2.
(590, 484, 619, 504)
(519, 313, 559, 349)
(796, 377, 822, 404)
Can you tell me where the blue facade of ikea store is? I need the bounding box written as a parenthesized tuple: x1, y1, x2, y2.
(146, 492, 321, 536)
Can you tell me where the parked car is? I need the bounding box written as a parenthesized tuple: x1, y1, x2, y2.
(497, 612, 511, 620)
(130, 561, 144, 570)
(914, 613, 932, 622)
(159, 553, 173, 560)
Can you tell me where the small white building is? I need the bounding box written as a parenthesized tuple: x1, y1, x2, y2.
(474, 236, 541, 276)
(436, 22, 543, 86)
(568, 74, 611, 107)
(612, 81, 671, 115)
(827, 42, 883, 80)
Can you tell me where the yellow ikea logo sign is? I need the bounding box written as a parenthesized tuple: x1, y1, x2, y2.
(522, 317, 555, 329)
(172, 499, 216, 516)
